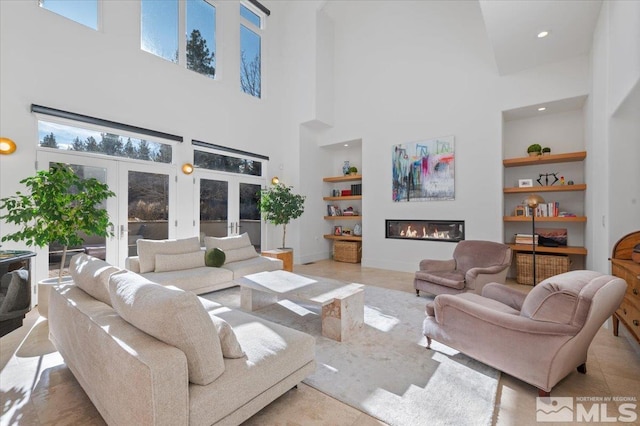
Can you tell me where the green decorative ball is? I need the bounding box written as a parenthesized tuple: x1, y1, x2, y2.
(205, 248, 226, 267)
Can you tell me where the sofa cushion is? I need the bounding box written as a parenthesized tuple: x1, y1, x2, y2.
(223, 245, 259, 264)
(108, 270, 225, 385)
(137, 237, 201, 273)
(204, 232, 253, 252)
(221, 256, 283, 279)
(414, 270, 465, 290)
(205, 248, 226, 267)
(141, 267, 234, 293)
(155, 250, 205, 272)
(209, 312, 245, 358)
(70, 253, 121, 306)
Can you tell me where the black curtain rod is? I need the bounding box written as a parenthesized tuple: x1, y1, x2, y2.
(248, 0, 270, 16)
(31, 104, 183, 143)
(192, 139, 269, 161)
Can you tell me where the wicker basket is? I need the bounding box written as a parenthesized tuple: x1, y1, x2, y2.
(516, 253, 570, 285)
(334, 241, 362, 263)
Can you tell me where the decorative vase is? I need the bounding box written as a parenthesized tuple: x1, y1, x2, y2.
(342, 161, 350, 175)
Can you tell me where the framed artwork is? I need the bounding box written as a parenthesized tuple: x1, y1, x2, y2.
(392, 136, 455, 202)
(514, 205, 526, 216)
(333, 226, 342, 236)
(518, 179, 533, 188)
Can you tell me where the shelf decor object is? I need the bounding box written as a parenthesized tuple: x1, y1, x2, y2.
(525, 193, 546, 285)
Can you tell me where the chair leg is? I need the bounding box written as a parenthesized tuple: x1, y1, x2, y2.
(577, 363, 587, 374)
(538, 389, 551, 397)
(425, 336, 432, 349)
(416, 289, 420, 296)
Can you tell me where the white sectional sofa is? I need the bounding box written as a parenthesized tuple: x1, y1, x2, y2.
(49, 253, 316, 426)
(125, 234, 283, 294)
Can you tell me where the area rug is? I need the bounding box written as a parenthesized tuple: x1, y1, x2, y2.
(203, 284, 500, 426)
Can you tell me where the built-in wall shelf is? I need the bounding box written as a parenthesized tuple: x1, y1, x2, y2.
(323, 174, 362, 183)
(503, 184, 586, 194)
(323, 235, 362, 242)
(324, 215, 361, 220)
(323, 195, 362, 201)
(503, 216, 587, 222)
(507, 244, 588, 255)
(503, 151, 586, 167)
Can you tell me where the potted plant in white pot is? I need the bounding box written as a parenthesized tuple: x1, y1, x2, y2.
(258, 181, 305, 249)
(0, 164, 115, 316)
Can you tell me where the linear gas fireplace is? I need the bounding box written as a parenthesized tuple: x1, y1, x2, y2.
(386, 220, 465, 242)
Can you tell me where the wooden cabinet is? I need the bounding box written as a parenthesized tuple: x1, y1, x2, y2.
(610, 231, 640, 344)
(503, 151, 588, 257)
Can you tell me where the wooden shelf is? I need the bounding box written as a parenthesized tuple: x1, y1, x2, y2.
(503, 151, 586, 168)
(323, 174, 362, 183)
(323, 195, 362, 201)
(507, 243, 587, 255)
(323, 234, 362, 242)
(503, 184, 586, 194)
(504, 216, 586, 222)
(324, 216, 362, 220)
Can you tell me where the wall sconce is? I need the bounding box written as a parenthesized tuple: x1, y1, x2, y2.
(271, 176, 280, 185)
(181, 163, 194, 175)
(0, 137, 17, 155)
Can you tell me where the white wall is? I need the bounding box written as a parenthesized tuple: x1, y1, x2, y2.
(316, 0, 592, 271)
(0, 1, 307, 280)
(588, 0, 640, 272)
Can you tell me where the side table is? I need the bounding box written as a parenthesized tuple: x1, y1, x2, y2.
(261, 249, 293, 272)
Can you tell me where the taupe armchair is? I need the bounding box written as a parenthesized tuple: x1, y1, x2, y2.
(423, 270, 627, 396)
(414, 240, 512, 296)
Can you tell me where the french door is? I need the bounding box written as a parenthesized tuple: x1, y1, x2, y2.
(36, 151, 176, 280)
(195, 171, 263, 250)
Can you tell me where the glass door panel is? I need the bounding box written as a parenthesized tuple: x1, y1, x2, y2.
(239, 182, 262, 251)
(199, 179, 230, 238)
(124, 169, 171, 258)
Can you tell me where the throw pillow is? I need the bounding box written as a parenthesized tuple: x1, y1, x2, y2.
(222, 245, 259, 263)
(205, 248, 226, 267)
(70, 253, 121, 306)
(155, 250, 205, 272)
(108, 270, 225, 385)
(204, 232, 252, 252)
(209, 313, 245, 358)
(137, 237, 201, 273)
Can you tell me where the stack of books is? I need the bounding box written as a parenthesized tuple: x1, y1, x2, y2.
(523, 201, 560, 217)
(515, 233, 539, 245)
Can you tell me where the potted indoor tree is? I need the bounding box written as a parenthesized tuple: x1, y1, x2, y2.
(259, 181, 306, 249)
(0, 163, 115, 284)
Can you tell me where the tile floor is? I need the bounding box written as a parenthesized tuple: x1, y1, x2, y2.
(1, 260, 639, 425)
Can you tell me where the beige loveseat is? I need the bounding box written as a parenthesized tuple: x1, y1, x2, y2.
(125, 234, 283, 294)
(49, 254, 316, 425)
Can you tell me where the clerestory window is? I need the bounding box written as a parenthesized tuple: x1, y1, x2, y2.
(240, 3, 264, 98)
(38, 0, 98, 30)
(141, 0, 217, 79)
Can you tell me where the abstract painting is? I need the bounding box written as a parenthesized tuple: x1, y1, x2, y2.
(392, 136, 455, 202)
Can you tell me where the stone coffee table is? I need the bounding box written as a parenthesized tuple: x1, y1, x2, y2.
(235, 270, 364, 342)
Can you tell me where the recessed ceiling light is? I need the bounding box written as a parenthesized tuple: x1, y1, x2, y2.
(537, 31, 549, 38)
(344, 144, 349, 147)
(538, 107, 546, 112)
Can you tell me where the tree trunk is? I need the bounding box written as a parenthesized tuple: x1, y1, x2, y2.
(281, 224, 287, 249)
(58, 245, 68, 284)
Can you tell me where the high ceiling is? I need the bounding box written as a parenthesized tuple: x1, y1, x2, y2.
(478, 0, 603, 75)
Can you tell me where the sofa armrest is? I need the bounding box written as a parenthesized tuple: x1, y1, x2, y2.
(481, 283, 527, 311)
(433, 294, 578, 335)
(125, 256, 141, 273)
(465, 263, 510, 281)
(419, 258, 455, 272)
(49, 284, 189, 425)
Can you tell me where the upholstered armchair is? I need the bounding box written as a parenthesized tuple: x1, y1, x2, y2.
(422, 270, 627, 396)
(414, 240, 512, 296)
(0, 270, 31, 337)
